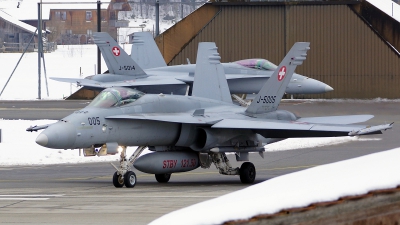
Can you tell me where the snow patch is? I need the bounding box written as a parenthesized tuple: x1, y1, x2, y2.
(149, 147, 400, 225)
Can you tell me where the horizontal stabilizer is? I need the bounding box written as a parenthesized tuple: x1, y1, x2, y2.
(51, 77, 106, 88)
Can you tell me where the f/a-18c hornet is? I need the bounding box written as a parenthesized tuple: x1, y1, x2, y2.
(29, 42, 392, 188)
(51, 32, 333, 96)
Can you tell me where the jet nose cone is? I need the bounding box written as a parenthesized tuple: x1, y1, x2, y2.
(36, 133, 49, 147)
(36, 122, 76, 149)
(301, 78, 334, 94)
(325, 84, 334, 92)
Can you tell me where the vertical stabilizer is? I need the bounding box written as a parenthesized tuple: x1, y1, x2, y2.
(131, 32, 167, 69)
(93, 32, 147, 77)
(192, 42, 232, 103)
(245, 42, 310, 115)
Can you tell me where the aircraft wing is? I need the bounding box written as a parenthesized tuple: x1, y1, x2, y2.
(51, 77, 107, 88)
(50, 77, 186, 88)
(212, 118, 393, 137)
(296, 115, 374, 124)
(106, 112, 222, 124)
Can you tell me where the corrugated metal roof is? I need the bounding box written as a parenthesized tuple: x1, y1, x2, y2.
(0, 9, 44, 34)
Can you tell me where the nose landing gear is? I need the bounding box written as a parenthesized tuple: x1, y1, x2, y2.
(111, 146, 146, 188)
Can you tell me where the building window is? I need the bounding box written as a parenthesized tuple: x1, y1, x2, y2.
(86, 11, 92, 21)
(109, 11, 116, 20)
(87, 30, 92, 36)
(66, 30, 72, 35)
(54, 11, 66, 21)
(61, 11, 66, 21)
(101, 11, 107, 22)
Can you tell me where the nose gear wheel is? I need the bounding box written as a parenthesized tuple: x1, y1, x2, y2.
(113, 171, 124, 188)
(124, 171, 137, 188)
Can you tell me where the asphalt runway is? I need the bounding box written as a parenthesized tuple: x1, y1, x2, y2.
(0, 100, 399, 224)
(0, 100, 90, 120)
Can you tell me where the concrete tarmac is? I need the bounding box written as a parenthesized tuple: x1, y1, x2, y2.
(0, 100, 398, 224)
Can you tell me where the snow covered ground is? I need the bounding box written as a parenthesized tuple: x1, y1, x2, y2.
(0, 44, 131, 100)
(149, 147, 400, 225)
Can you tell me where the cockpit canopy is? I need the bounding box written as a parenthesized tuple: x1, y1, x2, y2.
(233, 59, 278, 71)
(88, 87, 145, 108)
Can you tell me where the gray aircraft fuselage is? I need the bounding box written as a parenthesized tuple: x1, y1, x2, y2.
(85, 63, 331, 95)
(39, 90, 293, 150)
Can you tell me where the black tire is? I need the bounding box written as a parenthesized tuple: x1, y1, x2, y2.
(113, 171, 124, 188)
(239, 162, 256, 184)
(155, 173, 171, 183)
(124, 171, 137, 188)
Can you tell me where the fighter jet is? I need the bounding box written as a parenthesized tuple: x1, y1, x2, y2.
(51, 32, 333, 96)
(30, 42, 392, 188)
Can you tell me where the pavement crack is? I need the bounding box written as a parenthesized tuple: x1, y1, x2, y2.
(0, 200, 24, 208)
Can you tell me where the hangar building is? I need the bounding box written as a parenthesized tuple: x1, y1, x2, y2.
(154, 0, 400, 99)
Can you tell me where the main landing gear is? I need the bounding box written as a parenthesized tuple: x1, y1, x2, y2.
(210, 152, 256, 184)
(111, 146, 146, 188)
(239, 162, 256, 184)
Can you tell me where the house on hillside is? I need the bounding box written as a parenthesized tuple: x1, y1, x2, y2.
(45, 0, 131, 44)
(0, 0, 130, 47)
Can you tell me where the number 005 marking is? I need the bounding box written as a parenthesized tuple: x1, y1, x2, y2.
(88, 117, 100, 125)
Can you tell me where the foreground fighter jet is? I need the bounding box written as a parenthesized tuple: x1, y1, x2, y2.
(31, 42, 392, 188)
(51, 32, 333, 96)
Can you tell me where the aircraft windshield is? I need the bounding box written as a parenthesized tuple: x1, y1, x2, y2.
(88, 87, 145, 108)
(234, 59, 278, 71)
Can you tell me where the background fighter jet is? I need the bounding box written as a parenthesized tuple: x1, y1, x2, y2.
(31, 42, 392, 188)
(51, 32, 333, 96)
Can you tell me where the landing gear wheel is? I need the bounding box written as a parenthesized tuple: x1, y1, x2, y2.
(124, 171, 137, 188)
(113, 171, 124, 188)
(155, 173, 171, 183)
(239, 162, 256, 184)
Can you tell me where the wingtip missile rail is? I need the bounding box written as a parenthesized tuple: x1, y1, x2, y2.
(348, 122, 394, 136)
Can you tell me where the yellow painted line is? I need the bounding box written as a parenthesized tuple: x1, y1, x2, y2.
(258, 165, 317, 171)
(0, 198, 49, 201)
(0, 165, 317, 182)
(0, 108, 73, 111)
